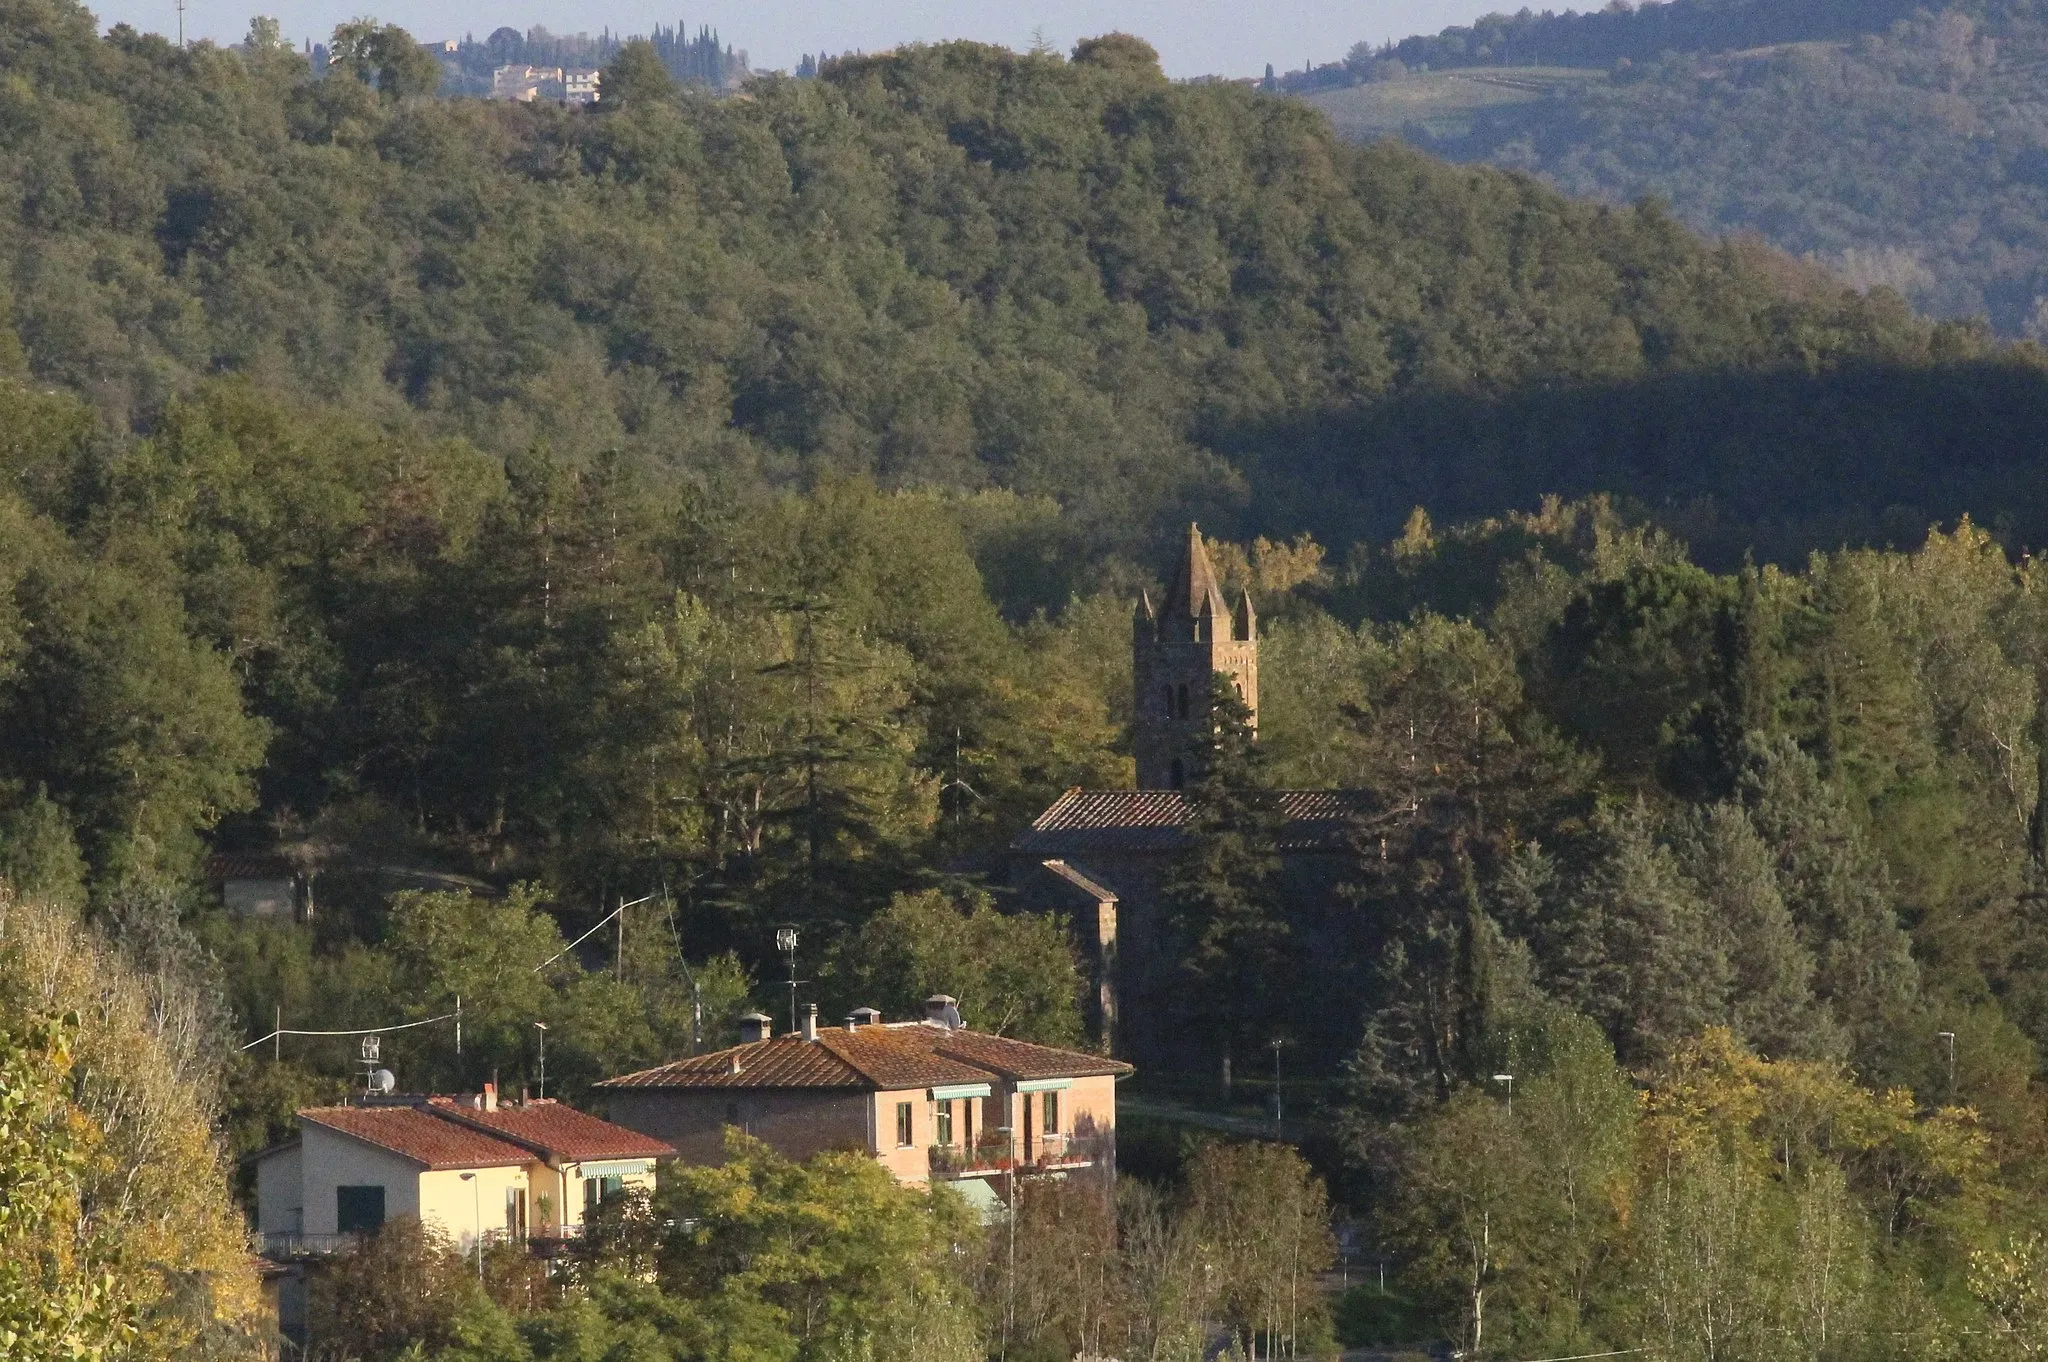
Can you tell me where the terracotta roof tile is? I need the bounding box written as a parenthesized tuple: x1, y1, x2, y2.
(1010, 788, 1381, 857)
(424, 1100, 675, 1162)
(298, 1105, 532, 1171)
(596, 1023, 1131, 1093)
(930, 1030, 1134, 1081)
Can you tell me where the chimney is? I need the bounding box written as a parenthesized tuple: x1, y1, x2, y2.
(846, 1006, 881, 1031)
(802, 1002, 819, 1042)
(483, 1082, 498, 1113)
(738, 1011, 773, 1044)
(924, 994, 961, 1029)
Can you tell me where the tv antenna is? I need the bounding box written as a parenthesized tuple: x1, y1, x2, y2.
(174, 0, 184, 47)
(939, 727, 983, 833)
(775, 925, 809, 1034)
(358, 1034, 394, 1096)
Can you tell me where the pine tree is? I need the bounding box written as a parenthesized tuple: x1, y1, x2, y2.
(1555, 802, 1731, 1065)
(1673, 802, 1841, 1061)
(1162, 675, 1288, 1093)
(1737, 735, 1919, 1072)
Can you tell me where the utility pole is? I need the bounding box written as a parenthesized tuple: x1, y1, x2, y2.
(1938, 1031, 1958, 1104)
(1493, 1072, 1514, 1116)
(534, 1022, 548, 1100)
(174, 0, 184, 48)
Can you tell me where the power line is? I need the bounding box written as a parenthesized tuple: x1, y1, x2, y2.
(247, 891, 658, 1053)
(239, 1007, 460, 1052)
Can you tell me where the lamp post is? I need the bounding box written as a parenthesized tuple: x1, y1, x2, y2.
(1270, 1039, 1286, 1137)
(459, 1172, 481, 1281)
(1492, 1072, 1514, 1116)
(1938, 1030, 1958, 1104)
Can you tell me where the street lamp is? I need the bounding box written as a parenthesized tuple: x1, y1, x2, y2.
(458, 1172, 482, 1281)
(776, 925, 802, 1034)
(1938, 1031, 1958, 1103)
(1492, 1073, 1515, 1116)
(1270, 1039, 1286, 1137)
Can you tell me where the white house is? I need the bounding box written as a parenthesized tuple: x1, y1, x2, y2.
(252, 1087, 672, 1256)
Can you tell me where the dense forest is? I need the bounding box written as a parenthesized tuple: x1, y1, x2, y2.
(17, 2, 2048, 1355)
(1304, 0, 2048, 337)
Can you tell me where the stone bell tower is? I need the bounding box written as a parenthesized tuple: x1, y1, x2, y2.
(1132, 525, 1258, 789)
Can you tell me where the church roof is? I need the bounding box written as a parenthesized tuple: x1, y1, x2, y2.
(1012, 788, 1380, 857)
(1159, 524, 1230, 622)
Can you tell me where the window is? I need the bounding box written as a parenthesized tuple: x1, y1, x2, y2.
(1169, 759, 1185, 789)
(1042, 1090, 1060, 1136)
(724, 1101, 741, 1129)
(1161, 685, 1174, 718)
(506, 1186, 528, 1239)
(584, 1174, 624, 1215)
(335, 1185, 385, 1235)
(935, 1099, 954, 1147)
(896, 1101, 914, 1148)
(1176, 683, 1189, 718)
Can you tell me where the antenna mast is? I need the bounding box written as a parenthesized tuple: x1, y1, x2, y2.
(174, 0, 184, 47)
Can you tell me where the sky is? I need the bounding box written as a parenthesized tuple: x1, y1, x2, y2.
(86, 0, 1507, 80)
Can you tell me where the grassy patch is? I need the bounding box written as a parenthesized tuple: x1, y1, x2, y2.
(1300, 67, 1604, 140)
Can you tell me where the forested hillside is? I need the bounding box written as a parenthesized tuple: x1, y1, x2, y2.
(1306, 1, 2048, 337)
(6, 0, 2048, 564)
(23, 8, 2048, 1353)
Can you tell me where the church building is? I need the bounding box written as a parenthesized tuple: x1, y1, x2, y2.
(1010, 527, 1376, 1077)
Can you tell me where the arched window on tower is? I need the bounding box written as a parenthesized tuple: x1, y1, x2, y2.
(1170, 758, 1185, 789)
(1162, 685, 1174, 718)
(1176, 683, 1189, 719)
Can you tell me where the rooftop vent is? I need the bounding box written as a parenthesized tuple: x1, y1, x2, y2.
(924, 994, 963, 1030)
(738, 1011, 773, 1044)
(802, 1002, 820, 1043)
(846, 1006, 882, 1031)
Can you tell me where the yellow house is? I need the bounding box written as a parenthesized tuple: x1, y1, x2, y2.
(595, 998, 1132, 1210)
(252, 1090, 673, 1257)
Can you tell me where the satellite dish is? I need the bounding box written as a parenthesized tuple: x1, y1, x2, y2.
(369, 1068, 396, 1095)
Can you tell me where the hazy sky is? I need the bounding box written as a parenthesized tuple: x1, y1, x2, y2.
(88, 0, 1504, 80)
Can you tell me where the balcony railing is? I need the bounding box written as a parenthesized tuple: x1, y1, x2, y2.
(259, 1232, 360, 1259)
(928, 1130, 1106, 1180)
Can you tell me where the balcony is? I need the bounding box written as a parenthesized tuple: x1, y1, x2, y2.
(927, 1130, 1105, 1180)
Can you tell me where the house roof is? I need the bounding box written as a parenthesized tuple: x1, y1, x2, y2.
(1011, 788, 1380, 857)
(297, 1105, 534, 1171)
(596, 1023, 1132, 1094)
(424, 1098, 675, 1163)
(205, 853, 299, 882)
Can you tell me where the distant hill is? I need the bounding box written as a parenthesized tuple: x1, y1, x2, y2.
(1301, 2, 2048, 336)
(3, 5, 2048, 569)
(1370, 0, 1922, 72)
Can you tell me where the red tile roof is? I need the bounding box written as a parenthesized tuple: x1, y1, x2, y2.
(1011, 788, 1381, 856)
(596, 1023, 1132, 1093)
(298, 1105, 533, 1171)
(425, 1099, 674, 1162)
